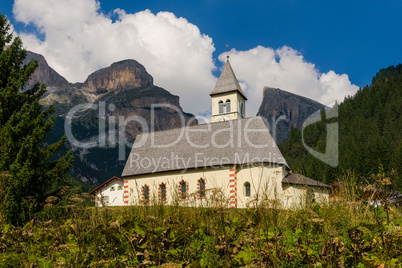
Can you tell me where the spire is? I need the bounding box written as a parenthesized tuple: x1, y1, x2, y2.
(210, 55, 247, 100)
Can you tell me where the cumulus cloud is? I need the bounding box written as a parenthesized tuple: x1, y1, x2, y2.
(13, 0, 358, 116)
(219, 46, 359, 114)
(13, 0, 216, 115)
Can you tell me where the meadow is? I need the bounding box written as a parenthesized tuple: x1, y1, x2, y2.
(1, 177, 401, 268)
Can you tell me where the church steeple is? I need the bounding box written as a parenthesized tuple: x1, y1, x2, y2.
(210, 55, 247, 122)
(210, 59, 247, 100)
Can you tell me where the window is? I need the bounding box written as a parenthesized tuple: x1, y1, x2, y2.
(160, 183, 167, 202)
(225, 99, 231, 113)
(143, 185, 149, 200)
(102, 196, 109, 204)
(218, 100, 224, 114)
(244, 182, 251, 197)
(240, 102, 244, 116)
(110, 187, 115, 191)
(117, 185, 123, 190)
(180, 181, 187, 200)
(199, 179, 206, 198)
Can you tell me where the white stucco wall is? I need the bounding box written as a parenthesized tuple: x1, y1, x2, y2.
(282, 184, 329, 209)
(211, 91, 246, 122)
(124, 164, 329, 209)
(94, 180, 125, 207)
(124, 166, 233, 207)
(236, 164, 285, 208)
(124, 164, 290, 208)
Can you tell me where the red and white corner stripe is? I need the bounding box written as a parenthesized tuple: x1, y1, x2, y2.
(229, 167, 237, 208)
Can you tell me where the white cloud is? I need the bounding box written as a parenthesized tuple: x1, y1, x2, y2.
(13, 0, 216, 115)
(219, 46, 359, 114)
(13, 0, 358, 117)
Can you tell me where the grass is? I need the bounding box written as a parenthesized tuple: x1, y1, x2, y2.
(0, 177, 402, 267)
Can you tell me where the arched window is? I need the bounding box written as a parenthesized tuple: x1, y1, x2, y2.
(180, 181, 187, 200)
(160, 183, 167, 202)
(218, 100, 224, 114)
(225, 99, 231, 113)
(244, 182, 251, 197)
(199, 179, 206, 198)
(143, 185, 149, 201)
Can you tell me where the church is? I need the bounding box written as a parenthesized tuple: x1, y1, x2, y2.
(120, 56, 329, 209)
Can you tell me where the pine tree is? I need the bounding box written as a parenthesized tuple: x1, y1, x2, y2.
(279, 63, 402, 188)
(0, 14, 73, 225)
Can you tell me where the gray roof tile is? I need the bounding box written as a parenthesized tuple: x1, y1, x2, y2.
(122, 116, 289, 177)
(282, 173, 330, 188)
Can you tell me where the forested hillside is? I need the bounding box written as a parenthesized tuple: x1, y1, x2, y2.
(279, 64, 402, 189)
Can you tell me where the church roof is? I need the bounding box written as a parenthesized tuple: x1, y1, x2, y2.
(122, 116, 289, 177)
(89, 176, 123, 194)
(282, 173, 330, 188)
(210, 60, 247, 100)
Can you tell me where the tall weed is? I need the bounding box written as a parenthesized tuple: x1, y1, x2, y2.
(0, 174, 401, 267)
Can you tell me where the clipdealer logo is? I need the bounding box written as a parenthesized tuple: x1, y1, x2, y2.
(63, 101, 338, 167)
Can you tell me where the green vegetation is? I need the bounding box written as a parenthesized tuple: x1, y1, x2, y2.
(0, 11, 401, 267)
(0, 175, 401, 267)
(280, 64, 402, 189)
(0, 14, 73, 225)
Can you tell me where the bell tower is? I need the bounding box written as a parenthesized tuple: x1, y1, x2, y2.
(210, 52, 247, 122)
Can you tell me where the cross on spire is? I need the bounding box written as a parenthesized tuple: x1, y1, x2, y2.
(226, 44, 229, 59)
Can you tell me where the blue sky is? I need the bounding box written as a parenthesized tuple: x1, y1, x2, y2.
(103, 0, 402, 87)
(1, 0, 401, 115)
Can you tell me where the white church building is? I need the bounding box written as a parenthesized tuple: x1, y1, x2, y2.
(90, 176, 125, 207)
(118, 57, 329, 209)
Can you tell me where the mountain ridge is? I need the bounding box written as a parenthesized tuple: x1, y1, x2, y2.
(257, 86, 325, 142)
(84, 59, 154, 93)
(24, 51, 69, 88)
(27, 51, 197, 184)
(25, 50, 328, 184)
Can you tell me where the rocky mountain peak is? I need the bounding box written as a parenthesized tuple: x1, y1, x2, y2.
(84, 59, 154, 94)
(258, 86, 325, 142)
(23, 51, 69, 88)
